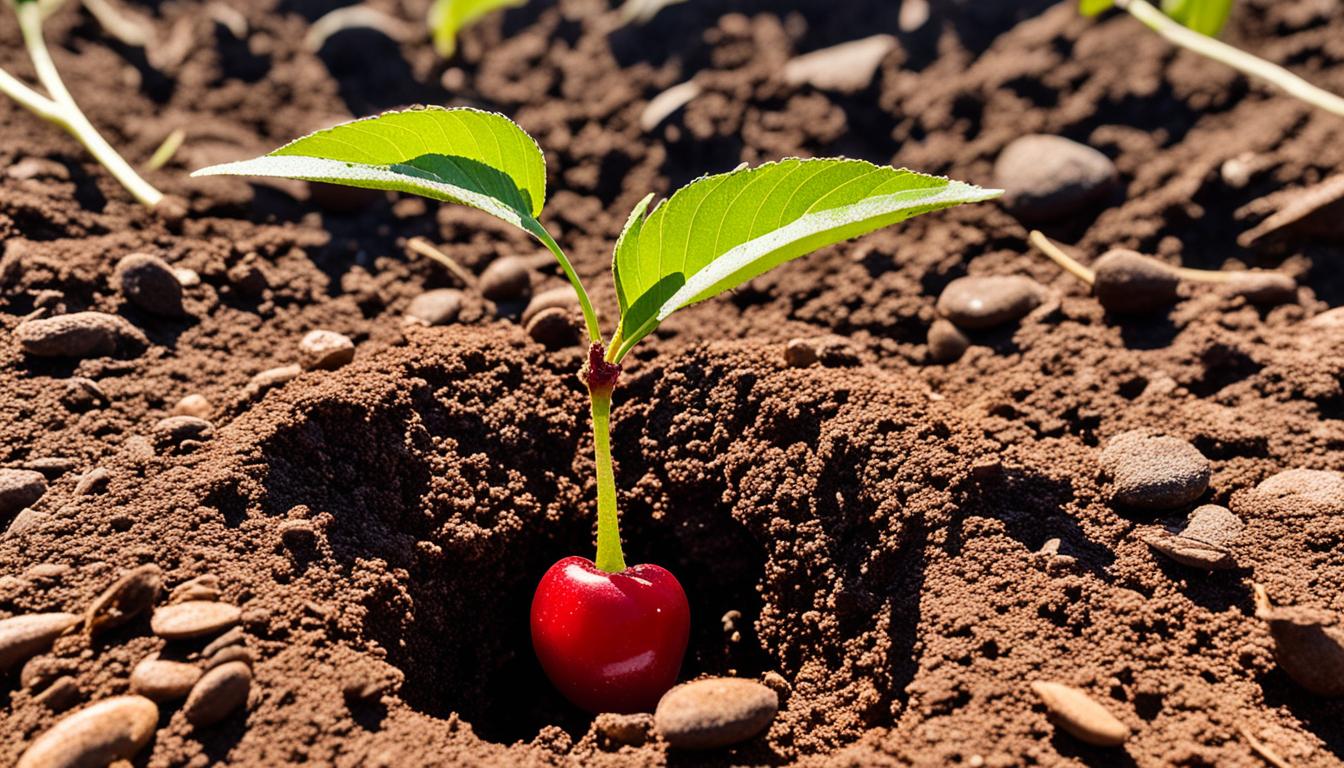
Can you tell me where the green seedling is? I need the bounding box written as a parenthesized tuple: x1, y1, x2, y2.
(193, 106, 998, 710)
(1082, 0, 1344, 117)
(428, 0, 527, 58)
(0, 0, 164, 207)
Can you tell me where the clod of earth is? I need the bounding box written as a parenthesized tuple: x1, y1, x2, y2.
(0, 469, 47, 519)
(926, 319, 970, 364)
(207, 645, 256, 670)
(1218, 271, 1297, 306)
(1030, 681, 1130, 747)
(61, 377, 108, 411)
(21, 654, 73, 691)
(0, 613, 79, 671)
(1255, 468, 1344, 510)
(654, 677, 780, 750)
(1254, 585, 1344, 697)
(298, 330, 356, 371)
(15, 696, 159, 768)
(1099, 430, 1210, 510)
(784, 335, 860, 369)
(115, 253, 185, 317)
(994, 134, 1120, 222)
(183, 660, 252, 727)
(150, 600, 241, 640)
(936, 275, 1045, 330)
(84, 564, 163, 635)
(595, 712, 656, 746)
(14, 312, 148, 359)
(1238, 174, 1344, 248)
(405, 288, 464, 327)
(5, 508, 48, 537)
(1144, 532, 1235, 570)
(36, 676, 80, 711)
(130, 656, 203, 702)
(1180, 504, 1244, 547)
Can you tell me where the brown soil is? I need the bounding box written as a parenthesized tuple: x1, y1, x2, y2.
(2, 0, 1343, 765)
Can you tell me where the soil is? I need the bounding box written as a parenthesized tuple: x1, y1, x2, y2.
(2, 0, 1343, 765)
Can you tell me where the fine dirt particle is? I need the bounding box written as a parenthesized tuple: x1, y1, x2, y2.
(14, 312, 148, 359)
(84, 565, 163, 635)
(655, 677, 779, 750)
(1031, 681, 1130, 747)
(594, 712, 654, 746)
(114, 253, 185, 317)
(525, 307, 579, 350)
(298, 330, 356, 371)
(131, 656, 203, 702)
(150, 601, 241, 640)
(1099, 430, 1211, 510)
(935, 276, 1044, 330)
(926, 319, 969, 364)
(0, 613, 79, 672)
(479, 256, 532, 303)
(1092, 249, 1181, 315)
(0, 469, 46, 518)
(994, 135, 1120, 222)
(183, 661, 252, 727)
(1255, 589, 1344, 697)
(171, 394, 213, 419)
(15, 696, 159, 768)
(405, 288, 464, 327)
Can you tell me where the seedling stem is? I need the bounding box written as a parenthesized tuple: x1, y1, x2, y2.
(1029, 231, 1096, 284)
(0, 0, 163, 207)
(584, 344, 625, 573)
(1115, 0, 1344, 118)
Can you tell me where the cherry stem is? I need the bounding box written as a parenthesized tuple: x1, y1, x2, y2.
(585, 344, 625, 573)
(1029, 231, 1096, 285)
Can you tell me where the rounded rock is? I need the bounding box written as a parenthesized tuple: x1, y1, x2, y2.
(995, 134, 1121, 222)
(783, 338, 819, 368)
(936, 275, 1044, 330)
(171, 394, 212, 419)
(522, 285, 581, 325)
(150, 601, 241, 640)
(0, 469, 47, 518)
(927, 319, 970, 364)
(1256, 468, 1344, 510)
(0, 613, 79, 672)
(298, 330, 355, 371)
(655, 677, 779, 750)
(15, 312, 148, 358)
(405, 289, 463, 327)
(15, 695, 158, 768)
(479, 256, 532, 302)
(1031, 681, 1130, 747)
(153, 416, 214, 447)
(1100, 430, 1210, 510)
(131, 657, 202, 702)
(1092, 250, 1181, 315)
(84, 565, 163, 635)
(183, 661, 252, 727)
(115, 253, 184, 317)
(525, 307, 579, 350)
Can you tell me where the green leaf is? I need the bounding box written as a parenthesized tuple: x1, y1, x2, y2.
(193, 106, 547, 235)
(1161, 0, 1233, 36)
(1079, 0, 1115, 16)
(610, 159, 1001, 360)
(428, 0, 527, 58)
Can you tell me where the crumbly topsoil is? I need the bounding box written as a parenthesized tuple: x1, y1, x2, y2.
(2, 0, 1343, 766)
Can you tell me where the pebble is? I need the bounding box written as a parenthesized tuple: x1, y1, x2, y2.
(74, 467, 110, 496)
(37, 675, 81, 711)
(1099, 430, 1210, 510)
(6, 508, 49, 537)
(1031, 681, 1130, 746)
(1255, 588, 1344, 697)
(994, 135, 1120, 222)
(202, 626, 245, 658)
(115, 253, 185, 317)
(183, 661, 251, 727)
(15, 695, 159, 768)
(170, 575, 222, 605)
(22, 457, 77, 477)
(244, 364, 302, 399)
(279, 519, 317, 549)
(173, 267, 201, 288)
(15, 312, 148, 358)
(1144, 532, 1234, 570)
(171, 394, 212, 419)
(927, 319, 970, 364)
(525, 307, 579, 349)
(404, 288, 463, 327)
(206, 645, 255, 670)
(595, 712, 655, 746)
(131, 656, 202, 701)
(150, 601, 241, 640)
(153, 416, 214, 448)
(655, 677, 779, 750)
(782, 35, 897, 92)
(1181, 504, 1243, 547)
(0, 469, 47, 518)
(84, 565, 163, 635)
(298, 330, 355, 371)
(0, 612, 79, 671)
(1220, 271, 1296, 306)
(522, 285, 581, 326)
(1239, 173, 1344, 248)
(936, 276, 1044, 330)
(1091, 250, 1180, 315)
(479, 256, 532, 302)
(783, 338, 818, 368)
(61, 377, 108, 411)
(1255, 468, 1344, 509)
(227, 257, 268, 298)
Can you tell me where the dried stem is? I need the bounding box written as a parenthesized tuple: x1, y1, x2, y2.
(405, 237, 477, 288)
(1029, 231, 1096, 285)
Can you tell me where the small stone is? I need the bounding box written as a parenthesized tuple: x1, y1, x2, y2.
(522, 285, 581, 325)
(278, 519, 316, 549)
(115, 253, 185, 317)
(479, 256, 532, 302)
(226, 257, 268, 298)
(1256, 468, 1344, 510)
(783, 35, 897, 92)
(298, 330, 355, 371)
(1239, 174, 1344, 248)
(201, 626, 244, 658)
(61, 377, 108, 411)
(74, 467, 110, 496)
(640, 81, 702, 132)
(1091, 250, 1181, 315)
(183, 661, 251, 727)
(525, 307, 579, 349)
(150, 601, 241, 640)
(15, 312, 148, 358)
(1143, 533, 1235, 570)
(1031, 681, 1130, 747)
(36, 676, 81, 711)
(0, 469, 46, 518)
(936, 275, 1044, 330)
(171, 394, 212, 419)
(6, 508, 49, 537)
(1099, 430, 1210, 510)
(131, 656, 202, 701)
(995, 135, 1120, 222)
(84, 565, 163, 635)
(21, 457, 77, 477)
(0, 613, 80, 671)
(1255, 587, 1344, 697)
(172, 268, 201, 288)
(15, 696, 159, 768)
(1180, 504, 1243, 547)
(153, 416, 214, 448)
(244, 364, 302, 400)
(206, 645, 254, 670)
(783, 338, 818, 368)
(1220, 272, 1296, 306)
(655, 677, 779, 750)
(595, 712, 655, 746)
(404, 289, 463, 326)
(1220, 154, 1254, 188)
(927, 319, 969, 364)
(170, 575, 222, 605)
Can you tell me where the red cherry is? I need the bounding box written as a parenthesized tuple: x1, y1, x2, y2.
(531, 556, 690, 713)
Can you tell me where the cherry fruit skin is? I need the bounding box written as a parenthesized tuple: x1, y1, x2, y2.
(531, 556, 690, 713)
